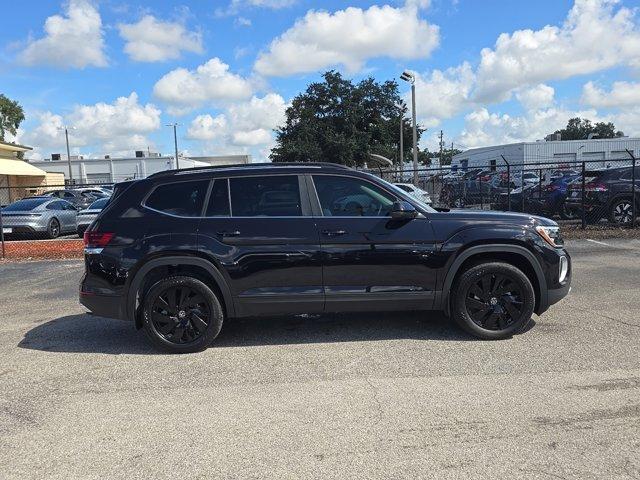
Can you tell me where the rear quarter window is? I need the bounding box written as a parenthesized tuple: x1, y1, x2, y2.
(145, 180, 209, 217)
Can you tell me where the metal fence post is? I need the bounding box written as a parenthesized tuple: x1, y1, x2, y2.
(581, 161, 586, 230)
(501, 155, 510, 212)
(627, 149, 637, 228)
(0, 205, 5, 259)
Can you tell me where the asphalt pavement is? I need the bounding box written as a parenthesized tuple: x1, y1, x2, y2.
(0, 239, 639, 479)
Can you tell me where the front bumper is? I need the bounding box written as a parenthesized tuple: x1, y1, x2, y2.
(548, 281, 571, 307)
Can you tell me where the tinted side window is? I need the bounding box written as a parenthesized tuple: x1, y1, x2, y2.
(62, 192, 75, 199)
(230, 176, 302, 217)
(145, 180, 209, 217)
(46, 201, 65, 211)
(313, 175, 397, 217)
(205, 179, 230, 217)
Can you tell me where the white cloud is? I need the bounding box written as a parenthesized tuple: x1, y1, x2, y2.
(515, 84, 555, 111)
(118, 15, 203, 62)
(473, 0, 640, 102)
(186, 114, 228, 140)
(19, 0, 107, 68)
(582, 81, 640, 108)
(456, 106, 601, 149)
(22, 93, 161, 157)
(254, 3, 439, 76)
(186, 93, 287, 150)
(217, 0, 297, 16)
(153, 58, 254, 114)
(413, 62, 475, 127)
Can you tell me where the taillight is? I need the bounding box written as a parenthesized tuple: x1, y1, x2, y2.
(585, 182, 608, 192)
(83, 231, 114, 248)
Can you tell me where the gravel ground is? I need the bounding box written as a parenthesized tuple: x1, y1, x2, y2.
(0, 239, 639, 479)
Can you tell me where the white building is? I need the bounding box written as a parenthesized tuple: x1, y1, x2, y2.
(451, 138, 640, 172)
(28, 154, 251, 184)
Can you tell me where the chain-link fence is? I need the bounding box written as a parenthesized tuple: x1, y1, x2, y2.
(366, 156, 638, 230)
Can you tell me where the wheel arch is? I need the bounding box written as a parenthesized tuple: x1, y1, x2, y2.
(127, 255, 235, 329)
(439, 244, 548, 316)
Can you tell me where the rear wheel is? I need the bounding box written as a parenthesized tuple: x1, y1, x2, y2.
(142, 276, 224, 353)
(451, 262, 535, 340)
(46, 218, 60, 239)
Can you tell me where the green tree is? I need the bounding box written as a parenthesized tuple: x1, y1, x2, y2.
(554, 117, 623, 140)
(0, 94, 25, 142)
(271, 71, 424, 167)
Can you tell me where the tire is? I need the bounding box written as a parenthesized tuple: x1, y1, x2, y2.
(451, 262, 535, 340)
(558, 202, 578, 220)
(608, 198, 634, 225)
(46, 218, 60, 239)
(141, 276, 224, 353)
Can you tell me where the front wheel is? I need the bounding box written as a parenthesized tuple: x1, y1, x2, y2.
(609, 198, 634, 225)
(451, 262, 535, 340)
(142, 276, 224, 353)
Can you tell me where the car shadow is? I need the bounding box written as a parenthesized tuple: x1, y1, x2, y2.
(17, 310, 482, 355)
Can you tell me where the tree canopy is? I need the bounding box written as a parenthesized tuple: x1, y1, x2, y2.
(554, 117, 624, 141)
(270, 71, 423, 167)
(0, 94, 25, 142)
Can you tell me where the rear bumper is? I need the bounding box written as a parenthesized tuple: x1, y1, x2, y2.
(79, 290, 125, 320)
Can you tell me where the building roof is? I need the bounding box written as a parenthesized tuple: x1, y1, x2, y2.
(0, 140, 33, 153)
(0, 158, 46, 177)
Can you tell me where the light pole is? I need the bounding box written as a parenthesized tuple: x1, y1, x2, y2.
(166, 123, 181, 169)
(58, 126, 75, 184)
(400, 70, 418, 185)
(398, 105, 404, 180)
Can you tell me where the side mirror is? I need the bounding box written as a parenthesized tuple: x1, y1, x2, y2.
(391, 201, 418, 219)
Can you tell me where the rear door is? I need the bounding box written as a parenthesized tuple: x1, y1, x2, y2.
(198, 174, 323, 316)
(309, 174, 439, 312)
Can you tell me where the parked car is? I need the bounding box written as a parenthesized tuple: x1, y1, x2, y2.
(528, 173, 581, 219)
(0, 197, 77, 238)
(565, 166, 639, 225)
(439, 171, 494, 207)
(79, 187, 112, 199)
(393, 183, 432, 205)
(80, 162, 571, 353)
(43, 189, 97, 209)
(77, 197, 109, 237)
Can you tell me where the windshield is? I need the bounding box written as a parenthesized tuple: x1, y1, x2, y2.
(2, 198, 49, 211)
(379, 178, 436, 212)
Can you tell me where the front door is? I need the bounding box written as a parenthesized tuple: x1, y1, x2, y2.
(310, 174, 439, 312)
(198, 175, 323, 317)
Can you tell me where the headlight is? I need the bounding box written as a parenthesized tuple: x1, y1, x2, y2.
(535, 225, 564, 248)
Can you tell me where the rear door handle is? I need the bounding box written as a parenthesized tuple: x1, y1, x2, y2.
(216, 230, 241, 237)
(321, 229, 347, 237)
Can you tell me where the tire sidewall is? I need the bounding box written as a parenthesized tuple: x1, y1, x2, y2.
(452, 262, 535, 340)
(142, 276, 224, 353)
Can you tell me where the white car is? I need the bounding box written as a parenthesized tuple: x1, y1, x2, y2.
(393, 183, 432, 205)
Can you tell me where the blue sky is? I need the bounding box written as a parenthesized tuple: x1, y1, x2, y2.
(1, 0, 639, 160)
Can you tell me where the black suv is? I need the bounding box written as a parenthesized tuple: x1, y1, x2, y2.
(565, 166, 639, 225)
(80, 163, 571, 353)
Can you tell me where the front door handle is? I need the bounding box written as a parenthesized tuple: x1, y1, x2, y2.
(216, 230, 241, 237)
(321, 229, 347, 237)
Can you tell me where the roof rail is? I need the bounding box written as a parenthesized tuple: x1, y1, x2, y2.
(147, 161, 351, 178)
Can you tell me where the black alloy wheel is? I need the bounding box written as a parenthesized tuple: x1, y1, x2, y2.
(151, 285, 210, 344)
(142, 276, 224, 353)
(464, 273, 524, 330)
(451, 262, 535, 339)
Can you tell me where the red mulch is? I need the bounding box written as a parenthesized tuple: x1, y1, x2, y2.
(1, 238, 83, 261)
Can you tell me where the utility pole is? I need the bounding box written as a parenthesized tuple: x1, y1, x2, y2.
(166, 123, 180, 169)
(58, 126, 75, 184)
(439, 130, 444, 166)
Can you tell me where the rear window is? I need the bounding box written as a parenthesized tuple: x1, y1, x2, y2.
(89, 198, 109, 210)
(145, 180, 209, 217)
(3, 198, 48, 211)
(230, 175, 301, 216)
